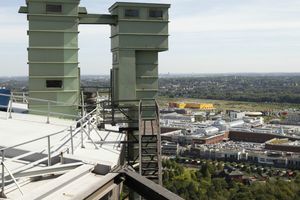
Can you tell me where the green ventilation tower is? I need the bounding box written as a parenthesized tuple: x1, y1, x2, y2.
(18, 0, 170, 190)
(109, 2, 170, 102)
(19, 0, 81, 116)
(19, 1, 169, 121)
(109, 3, 170, 186)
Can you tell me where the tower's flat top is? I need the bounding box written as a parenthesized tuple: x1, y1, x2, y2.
(26, 0, 80, 3)
(109, 2, 170, 11)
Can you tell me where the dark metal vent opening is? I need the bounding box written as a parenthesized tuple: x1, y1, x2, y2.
(46, 4, 62, 13)
(149, 10, 163, 18)
(46, 80, 63, 88)
(125, 9, 139, 17)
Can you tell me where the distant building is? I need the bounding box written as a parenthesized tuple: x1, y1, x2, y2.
(227, 170, 244, 182)
(160, 113, 195, 122)
(242, 116, 264, 125)
(229, 111, 246, 120)
(160, 108, 187, 115)
(286, 112, 300, 125)
(193, 112, 207, 122)
(245, 112, 263, 117)
(193, 127, 219, 136)
(190, 144, 300, 169)
(162, 141, 179, 156)
(169, 102, 215, 110)
(228, 120, 245, 128)
(191, 132, 228, 145)
(229, 129, 300, 143)
(161, 129, 229, 145)
(212, 120, 229, 131)
(265, 138, 300, 153)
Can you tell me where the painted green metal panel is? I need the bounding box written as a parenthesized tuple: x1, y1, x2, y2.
(110, 2, 169, 102)
(29, 20, 78, 30)
(29, 32, 78, 47)
(22, 0, 81, 117)
(20, 0, 169, 119)
(112, 50, 137, 100)
(111, 35, 168, 51)
(114, 21, 168, 35)
(78, 14, 117, 25)
(29, 63, 79, 76)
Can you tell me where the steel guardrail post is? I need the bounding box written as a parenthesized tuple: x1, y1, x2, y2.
(138, 100, 142, 176)
(1, 150, 5, 198)
(8, 94, 13, 119)
(80, 120, 84, 148)
(23, 92, 25, 103)
(81, 90, 85, 117)
(2, 162, 23, 196)
(46, 101, 50, 124)
(47, 136, 51, 166)
(70, 126, 74, 154)
(88, 116, 91, 138)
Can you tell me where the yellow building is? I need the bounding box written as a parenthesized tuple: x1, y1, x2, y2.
(200, 104, 214, 110)
(169, 102, 214, 110)
(178, 103, 186, 109)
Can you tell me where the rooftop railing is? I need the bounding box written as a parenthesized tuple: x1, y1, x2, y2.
(0, 104, 103, 197)
(0, 93, 158, 197)
(0, 92, 84, 123)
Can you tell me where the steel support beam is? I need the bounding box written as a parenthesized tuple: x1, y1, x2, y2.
(120, 169, 184, 200)
(13, 162, 83, 179)
(66, 167, 183, 200)
(79, 14, 117, 25)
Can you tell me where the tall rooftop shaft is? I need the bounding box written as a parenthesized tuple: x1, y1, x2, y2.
(20, 0, 82, 116)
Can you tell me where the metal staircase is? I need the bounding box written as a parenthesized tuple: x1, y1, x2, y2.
(99, 99, 139, 126)
(96, 98, 163, 185)
(138, 100, 162, 185)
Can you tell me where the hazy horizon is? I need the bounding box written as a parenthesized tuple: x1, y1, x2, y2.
(1, 72, 300, 78)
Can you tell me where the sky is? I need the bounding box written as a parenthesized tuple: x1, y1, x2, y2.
(0, 0, 300, 76)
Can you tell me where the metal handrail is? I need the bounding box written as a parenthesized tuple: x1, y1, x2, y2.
(0, 93, 81, 123)
(28, 108, 79, 118)
(0, 108, 100, 196)
(137, 99, 162, 185)
(1, 92, 109, 108)
(59, 108, 99, 140)
(154, 99, 163, 185)
(2, 92, 106, 113)
(2, 162, 23, 196)
(0, 107, 99, 152)
(0, 93, 77, 106)
(0, 130, 66, 152)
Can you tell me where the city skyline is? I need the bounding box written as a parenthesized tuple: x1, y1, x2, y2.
(0, 0, 300, 76)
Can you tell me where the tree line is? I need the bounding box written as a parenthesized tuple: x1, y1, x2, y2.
(159, 76, 300, 104)
(163, 159, 300, 200)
